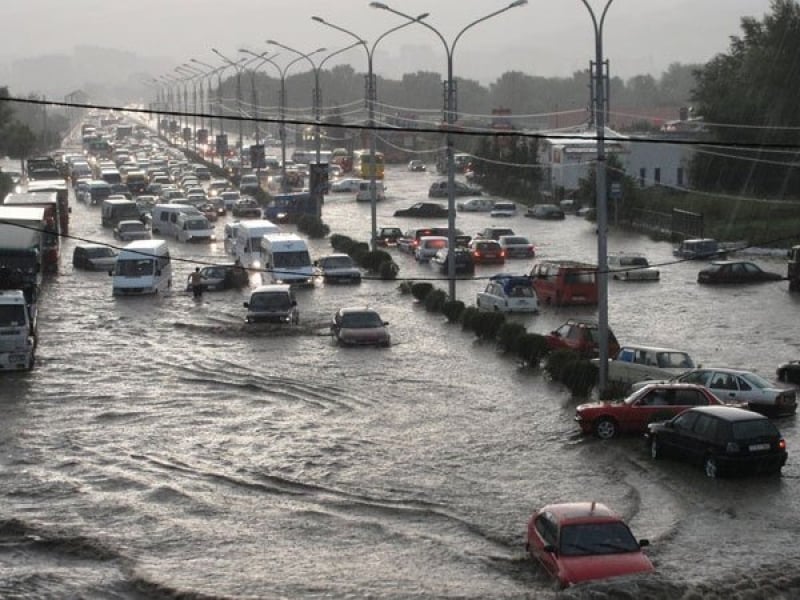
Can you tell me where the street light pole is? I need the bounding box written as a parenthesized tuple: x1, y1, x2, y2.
(311, 14, 428, 250)
(212, 49, 245, 169)
(176, 65, 200, 152)
(192, 58, 222, 144)
(580, 0, 615, 395)
(371, 1, 528, 300)
(161, 73, 181, 143)
(240, 49, 317, 194)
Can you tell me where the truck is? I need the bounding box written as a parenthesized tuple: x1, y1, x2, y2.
(26, 179, 70, 235)
(0, 206, 46, 286)
(262, 192, 316, 224)
(3, 192, 61, 273)
(0, 289, 37, 371)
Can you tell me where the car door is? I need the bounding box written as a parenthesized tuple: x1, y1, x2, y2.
(707, 371, 740, 403)
(531, 513, 560, 579)
(624, 388, 675, 432)
(659, 410, 700, 457)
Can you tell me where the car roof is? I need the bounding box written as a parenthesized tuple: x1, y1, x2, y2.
(541, 502, 620, 524)
(252, 284, 292, 294)
(686, 405, 769, 421)
(619, 344, 690, 353)
(337, 306, 381, 316)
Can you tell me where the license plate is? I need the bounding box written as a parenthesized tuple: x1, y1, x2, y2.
(749, 443, 770, 452)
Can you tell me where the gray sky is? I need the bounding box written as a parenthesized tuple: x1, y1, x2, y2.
(2, 0, 776, 83)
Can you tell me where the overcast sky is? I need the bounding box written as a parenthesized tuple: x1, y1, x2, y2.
(2, 0, 776, 83)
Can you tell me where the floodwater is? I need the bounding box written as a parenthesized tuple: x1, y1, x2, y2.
(1, 157, 800, 599)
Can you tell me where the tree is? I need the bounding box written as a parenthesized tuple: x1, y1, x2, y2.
(690, 0, 800, 196)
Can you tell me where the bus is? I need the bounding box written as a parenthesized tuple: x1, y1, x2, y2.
(291, 150, 331, 166)
(353, 149, 384, 180)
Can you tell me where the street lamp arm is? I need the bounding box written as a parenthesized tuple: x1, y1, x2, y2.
(452, 1, 527, 56)
(373, 4, 449, 57)
(191, 58, 216, 71)
(318, 41, 364, 71)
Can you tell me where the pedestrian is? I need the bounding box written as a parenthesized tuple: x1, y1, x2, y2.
(189, 267, 204, 298)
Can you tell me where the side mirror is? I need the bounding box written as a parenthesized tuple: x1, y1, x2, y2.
(383, 321, 390, 326)
(639, 539, 650, 548)
(243, 302, 249, 308)
(543, 544, 557, 555)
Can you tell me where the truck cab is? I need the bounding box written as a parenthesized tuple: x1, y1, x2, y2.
(0, 289, 36, 371)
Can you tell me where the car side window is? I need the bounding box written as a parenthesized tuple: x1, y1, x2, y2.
(675, 390, 703, 406)
(673, 411, 699, 430)
(737, 377, 751, 391)
(535, 514, 557, 547)
(692, 414, 718, 439)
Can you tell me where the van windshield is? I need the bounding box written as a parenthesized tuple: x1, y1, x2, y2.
(0, 305, 27, 327)
(250, 293, 290, 311)
(115, 259, 154, 277)
(274, 251, 311, 268)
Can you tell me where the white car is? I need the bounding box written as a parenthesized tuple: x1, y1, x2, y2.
(498, 235, 535, 259)
(605, 345, 696, 389)
(476, 275, 539, 313)
(316, 254, 362, 284)
(113, 219, 151, 241)
(456, 197, 494, 212)
(330, 178, 364, 193)
(490, 202, 517, 217)
(608, 253, 660, 281)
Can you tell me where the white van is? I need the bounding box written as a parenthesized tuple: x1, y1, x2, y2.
(150, 204, 201, 237)
(414, 235, 448, 261)
(355, 180, 386, 202)
(175, 213, 215, 243)
(224, 222, 241, 256)
(260, 233, 313, 285)
(235, 219, 281, 268)
(110, 240, 172, 296)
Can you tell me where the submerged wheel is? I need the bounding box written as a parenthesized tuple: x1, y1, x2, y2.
(594, 418, 618, 440)
(704, 455, 719, 479)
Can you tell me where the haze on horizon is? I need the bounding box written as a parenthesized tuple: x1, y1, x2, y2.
(0, 0, 775, 92)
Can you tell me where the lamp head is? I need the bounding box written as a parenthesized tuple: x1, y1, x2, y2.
(416, 12, 430, 20)
(370, 2, 388, 8)
(509, 0, 528, 7)
(311, 16, 325, 23)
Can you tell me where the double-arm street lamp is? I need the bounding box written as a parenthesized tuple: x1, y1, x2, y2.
(159, 73, 182, 142)
(311, 12, 428, 250)
(581, 0, 615, 395)
(240, 48, 322, 192)
(371, 1, 528, 300)
(212, 48, 246, 167)
(191, 58, 223, 143)
(175, 65, 202, 152)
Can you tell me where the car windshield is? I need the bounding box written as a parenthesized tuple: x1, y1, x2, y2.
(250, 293, 290, 311)
(619, 256, 649, 267)
(0, 305, 27, 327)
(186, 220, 209, 231)
(274, 251, 311, 268)
(87, 247, 116, 258)
(115, 259, 153, 277)
(559, 522, 640, 556)
(321, 256, 354, 269)
(732, 419, 779, 440)
(340, 311, 384, 329)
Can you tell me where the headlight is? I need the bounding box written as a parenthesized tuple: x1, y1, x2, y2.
(251, 261, 261, 269)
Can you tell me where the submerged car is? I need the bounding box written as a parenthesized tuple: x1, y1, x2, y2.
(315, 254, 362, 284)
(647, 406, 788, 478)
(456, 197, 494, 212)
(575, 382, 724, 439)
(72, 244, 118, 271)
(428, 180, 482, 198)
(431, 247, 475, 274)
(526, 502, 654, 588)
(697, 260, 783, 284)
(468, 239, 505, 265)
(407, 160, 426, 172)
(331, 307, 391, 347)
(476, 274, 538, 313)
(375, 227, 404, 247)
(526, 203, 565, 219)
(490, 201, 517, 217)
(113, 219, 151, 242)
(393, 202, 448, 218)
(673, 238, 724, 260)
(498, 235, 535, 259)
(243, 284, 299, 324)
(608, 253, 660, 281)
(188, 263, 249, 292)
(545, 319, 620, 359)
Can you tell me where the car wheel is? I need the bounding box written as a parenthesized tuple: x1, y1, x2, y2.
(594, 418, 617, 440)
(650, 436, 660, 459)
(704, 455, 719, 479)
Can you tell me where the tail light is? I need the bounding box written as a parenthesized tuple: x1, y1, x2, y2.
(780, 439, 787, 450)
(473, 251, 481, 258)
(500, 250, 506, 258)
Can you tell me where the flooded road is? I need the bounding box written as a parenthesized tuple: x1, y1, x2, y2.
(1, 158, 799, 599)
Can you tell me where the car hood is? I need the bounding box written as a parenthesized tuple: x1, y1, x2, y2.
(576, 401, 620, 413)
(340, 326, 389, 342)
(559, 552, 654, 586)
(89, 257, 118, 268)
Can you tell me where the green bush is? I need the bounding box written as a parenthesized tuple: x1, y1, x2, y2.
(378, 260, 399, 280)
(330, 234, 353, 251)
(411, 282, 434, 301)
(545, 349, 582, 382)
(472, 311, 506, 340)
(516, 333, 550, 367)
(349, 242, 370, 265)
(398, 280, 414, 294)
(359, 250, 393, 272)
(460, 306, 481, 331)
(497, 322, 527, 353)
(424, 288, 447, 312)
(297, 215, 330, 238)
(442, 300, 465, 323)
(561, 360, 598, 397)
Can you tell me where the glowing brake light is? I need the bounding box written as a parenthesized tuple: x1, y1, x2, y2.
(780, 439, 787, 450)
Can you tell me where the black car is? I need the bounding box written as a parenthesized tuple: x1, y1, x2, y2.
(375, 227, 404, 247)
(393, 202, 449, 218)
(232, 198, 262, 218)
(647, 406, 788, 478)
(777, 360, 800, 385)
(697, 260, 784, 284)
(185, 264, 249, 292)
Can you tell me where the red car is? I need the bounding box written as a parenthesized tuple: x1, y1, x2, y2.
(526, 502, 654, 588)
(545, 319, 620, 358)
(575, 383, 725, 439)
(468, 239, 505, 265)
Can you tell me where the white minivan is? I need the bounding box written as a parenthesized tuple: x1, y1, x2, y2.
(110, 240, 172, 296)
(175, 213, 215, 243)
(355, 180, 386, 202)
(235, 219, 282, 268)
(150, 204, 201, 238)
(260, 233, 313, 285)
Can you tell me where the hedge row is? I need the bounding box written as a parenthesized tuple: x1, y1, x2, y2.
(330, 234, 399, 280)
(297, 215, 331, 239)
(402, 281, 598, 397)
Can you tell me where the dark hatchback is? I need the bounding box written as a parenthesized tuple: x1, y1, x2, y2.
(393, 202, 449, 218)
(647, 406, 788, 478)
(697, 260, 783, 284)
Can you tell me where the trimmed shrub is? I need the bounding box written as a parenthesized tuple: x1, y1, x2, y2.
(398, 280, 414, 294)
(297, 215, 330, 238)
(378, 260, 399, 280)
(442, 300, 465, 323)
(497, 322, 527, 353)
(424, 288, 447, 312)
(359, 250, 393, 272)
(350, 242, 370, 266)
(516, 333, 550, 367)
(411, 282, 434, 301)
(330, 234, 353, 251)
(460, 306, 481, 331)
(561, 360, 598, 397)
(545, 349, 582, 382)
(472, 311, 506, 340)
